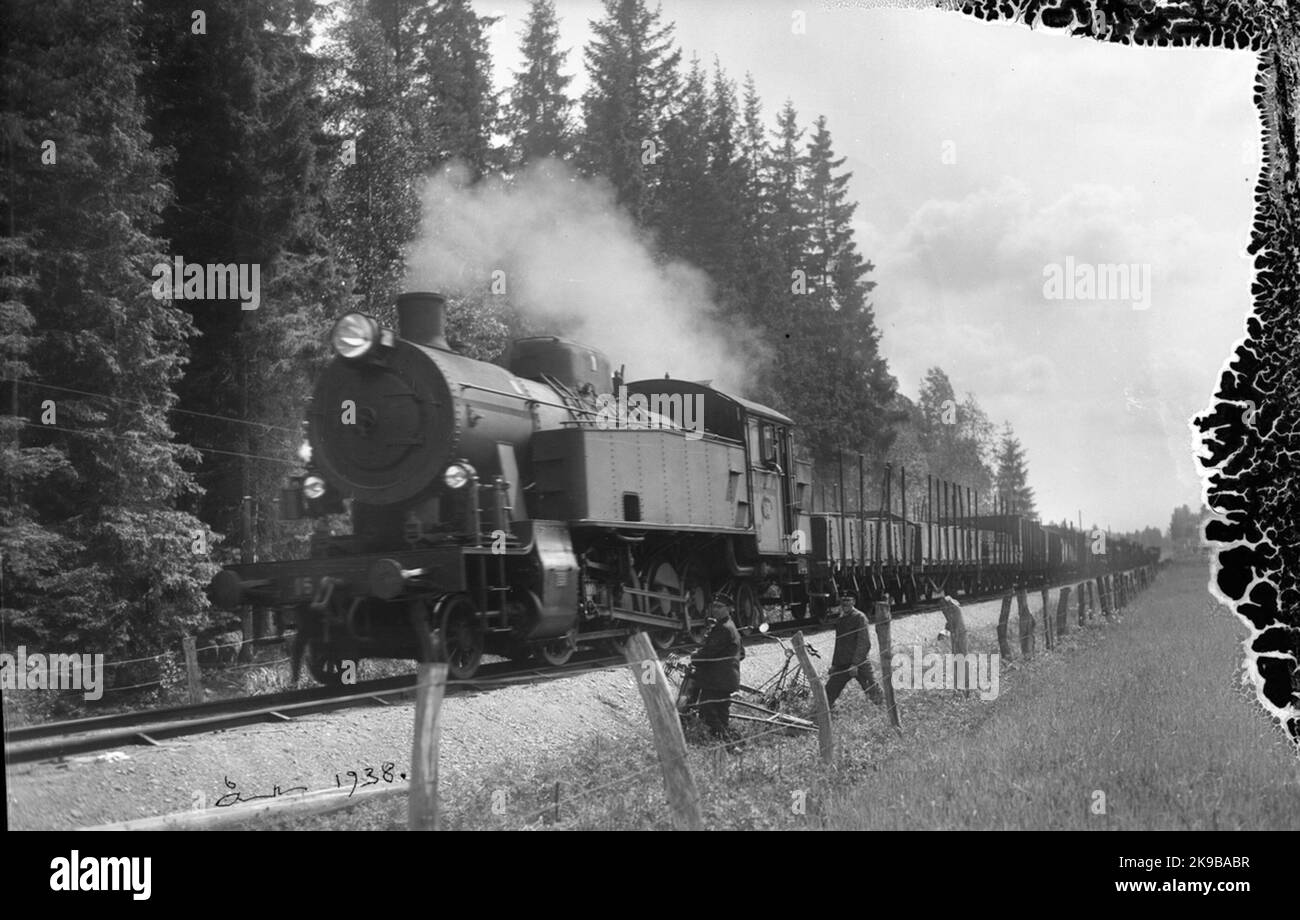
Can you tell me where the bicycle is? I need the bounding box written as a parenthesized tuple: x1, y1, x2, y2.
(663, 643, 817, 736)
(742, 631, 821, 715)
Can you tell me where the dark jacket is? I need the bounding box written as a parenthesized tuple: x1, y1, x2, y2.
(692, 616, 745, 691)
(831, 607, 871, 669)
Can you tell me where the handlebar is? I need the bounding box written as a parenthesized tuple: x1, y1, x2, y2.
(773, 635, 820, 658)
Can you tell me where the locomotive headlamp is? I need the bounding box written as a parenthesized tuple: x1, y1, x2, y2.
(443, 462, 474, 490)
(331, 313, 379, 359)
(303, 475, 327, 500)
(297, 440, 312, 464)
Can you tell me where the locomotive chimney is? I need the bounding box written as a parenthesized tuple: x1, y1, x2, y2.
(396, 291, 450, 351)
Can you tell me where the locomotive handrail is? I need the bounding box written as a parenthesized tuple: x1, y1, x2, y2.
(455, 379, 575, 415)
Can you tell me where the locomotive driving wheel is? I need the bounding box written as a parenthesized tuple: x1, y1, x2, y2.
(438, 594, 484, 680)
(680, 561, 711, 644)
(645, 556, 684, 650)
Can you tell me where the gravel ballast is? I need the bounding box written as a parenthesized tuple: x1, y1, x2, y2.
(5, 590, 1074, 830)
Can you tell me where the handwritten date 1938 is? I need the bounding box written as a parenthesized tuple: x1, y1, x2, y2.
(335, 762, 404, 797)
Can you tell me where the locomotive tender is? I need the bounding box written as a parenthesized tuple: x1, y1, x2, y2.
(209, 292, 1151, 682)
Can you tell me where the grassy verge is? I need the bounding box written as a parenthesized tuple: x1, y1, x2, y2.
(825, 565, 1300, 829)
(232, 564, 1300, 830)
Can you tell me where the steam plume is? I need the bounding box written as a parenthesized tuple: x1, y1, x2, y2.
(406, 159, 759, 392)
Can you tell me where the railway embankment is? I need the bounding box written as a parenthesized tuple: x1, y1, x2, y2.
(11, 566, 1258, 831)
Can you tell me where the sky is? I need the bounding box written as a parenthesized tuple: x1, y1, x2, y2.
(472, 0, 1260, 533)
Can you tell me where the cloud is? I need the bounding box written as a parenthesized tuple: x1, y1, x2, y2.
(865, 178, 1250, 528)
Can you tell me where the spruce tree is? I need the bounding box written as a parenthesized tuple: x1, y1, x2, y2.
(654, 57, 712, 266)
(732, 74, 784, 339)
(745, 96, 807, 414)
(739, 74, 767, 204)
(1, 0, 213, 659)
(701, 61, 748, 317)
(779, 115, 896, 463)
(506, 0, 575, 167)
(326, 0, 423, 320)
(142, 0, 345, 560)
(803, 115, 874, 311)
(409, 0, 501, 178)
(916, 367, 994, 493)
(579, 0, 681, 224)
(994, 423, 1037, 518)
(764, 99, 807, 296)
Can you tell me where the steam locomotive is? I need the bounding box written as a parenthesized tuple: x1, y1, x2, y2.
(209, 292, 1153, 682)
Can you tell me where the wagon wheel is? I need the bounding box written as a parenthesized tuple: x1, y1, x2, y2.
(438, 594, 484, 680)
(536, 629, 577, 667)
(305, 639, 345, 686)
(645, 556, 683, 649)
(679, 561, 711, 644)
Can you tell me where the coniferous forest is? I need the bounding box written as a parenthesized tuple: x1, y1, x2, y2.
(1, 0, 1036, 661)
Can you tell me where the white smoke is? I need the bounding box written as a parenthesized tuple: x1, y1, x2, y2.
(405, 159, 758, 392)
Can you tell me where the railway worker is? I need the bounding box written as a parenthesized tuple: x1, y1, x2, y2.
(690, 596, 746, 745)
(826, 592, 884, 711)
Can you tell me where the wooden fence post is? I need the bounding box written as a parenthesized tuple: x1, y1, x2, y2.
(1087, 580, 1097, 621)
(622, 632, 704, 830)
(940, 595, 969, 655)
(997, 593, 1014, 658)
(1015, 587, 1035, 657)
(409, 660, 449, 831)
(940, 595, 971, 695)
(1040, 587, 1053, 650)
(1056, 585, 1072, 637)
(872, 602, 901, 730)
(181, 636, 202, 704)
(1076, 583, 1086, 626)
(792, 632, 833, 764)
(1099, 577, 1112, 621)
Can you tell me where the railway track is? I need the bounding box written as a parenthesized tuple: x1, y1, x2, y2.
(2, 582, 1073, 766)
(2, 651, 626, 766)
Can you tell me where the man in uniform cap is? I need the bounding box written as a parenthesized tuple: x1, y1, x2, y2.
(826, 592, 884, 710)
(690, 594, 746, 742)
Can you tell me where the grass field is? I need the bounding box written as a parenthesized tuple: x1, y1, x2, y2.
(824, 564, 1300, 830)
(243, 562, 1300, 831)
